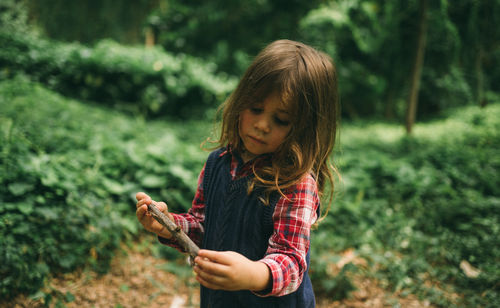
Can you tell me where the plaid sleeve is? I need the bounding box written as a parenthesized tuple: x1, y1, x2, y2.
(158, 164, 206, 251)
(255, 174, 319, 297)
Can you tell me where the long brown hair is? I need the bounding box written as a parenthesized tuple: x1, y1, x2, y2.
(213, 39, 339, 220)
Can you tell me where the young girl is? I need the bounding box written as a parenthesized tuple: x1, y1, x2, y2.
(136, 39, 339, 307)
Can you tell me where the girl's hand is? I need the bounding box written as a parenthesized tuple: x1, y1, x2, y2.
(135, 192, 174, 239)
(193, 250, 271, 292)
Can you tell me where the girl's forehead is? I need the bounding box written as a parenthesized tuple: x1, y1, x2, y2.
(260, 91, 293, 112)
(244, 86, 297, 115)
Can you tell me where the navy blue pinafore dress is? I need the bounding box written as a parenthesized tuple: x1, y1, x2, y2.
(200, 148, 316, 308)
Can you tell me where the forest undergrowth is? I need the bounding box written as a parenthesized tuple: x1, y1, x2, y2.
(1, 78, 498, 307)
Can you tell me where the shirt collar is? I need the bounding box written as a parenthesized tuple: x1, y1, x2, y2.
(221, 145, 272, 170)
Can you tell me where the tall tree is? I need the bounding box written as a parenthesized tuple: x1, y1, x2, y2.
(405, 0, 428, 134)
(149, 0, 321, 74)
(449, 0, 500, 107)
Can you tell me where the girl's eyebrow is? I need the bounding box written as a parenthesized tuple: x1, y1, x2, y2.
(277, 108, 290, 115)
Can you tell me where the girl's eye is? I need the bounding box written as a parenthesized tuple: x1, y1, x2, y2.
(250, 108, 263, 114)
(274, 117, 290, 126)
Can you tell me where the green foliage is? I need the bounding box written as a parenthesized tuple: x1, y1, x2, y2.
(5, 0, 499, 120)
(0, 0, 33, 35)
(27, 0, 156, 44)
(147, 0, 321, 74)
(309, 243, 357, 300)
(1, 77, 498, 306)
(0, 78, 207, 299)
(1, 1, 498, 306)
(299, 1, 409, 118)
(0, 30, 236, 119)
(311, 104, 500, 306)
(299, 0, 499, 119)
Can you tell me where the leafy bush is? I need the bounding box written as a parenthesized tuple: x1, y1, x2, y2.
(1, 74, 498, 306)
(0, 78, 207, 299)
(0, 30, 236, 119)
(312, 104, 500, 306)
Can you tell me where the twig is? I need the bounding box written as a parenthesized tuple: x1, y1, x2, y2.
(147, 203, 200, 265)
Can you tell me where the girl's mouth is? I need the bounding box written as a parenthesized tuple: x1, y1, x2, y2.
(249, 135, 266, 144)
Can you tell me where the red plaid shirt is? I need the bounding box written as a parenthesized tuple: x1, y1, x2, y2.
(159, 149, 319, 297)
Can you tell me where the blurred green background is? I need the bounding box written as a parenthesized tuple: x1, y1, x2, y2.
(0, 0, 499, 307)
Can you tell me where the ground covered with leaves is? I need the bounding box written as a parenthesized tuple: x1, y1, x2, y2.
(4, 239, 435, 308)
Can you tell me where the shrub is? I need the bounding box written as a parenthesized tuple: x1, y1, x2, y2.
(2, 75, 499, 306)
(312, 104, 500, 306)
(0, 78, 207, 299)
(0, 30, 236, 119)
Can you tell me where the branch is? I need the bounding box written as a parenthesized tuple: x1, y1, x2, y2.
(147, 203, 200, 265)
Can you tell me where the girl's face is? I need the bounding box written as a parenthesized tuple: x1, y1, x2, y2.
(239, 92, 292, 162)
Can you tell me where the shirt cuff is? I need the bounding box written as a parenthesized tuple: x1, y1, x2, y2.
(252, 257, 284, 297)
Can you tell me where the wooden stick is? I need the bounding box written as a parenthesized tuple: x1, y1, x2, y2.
(147, 203, 200, 265)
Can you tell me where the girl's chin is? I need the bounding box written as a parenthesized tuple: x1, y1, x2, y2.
(241, 145, 261, 162)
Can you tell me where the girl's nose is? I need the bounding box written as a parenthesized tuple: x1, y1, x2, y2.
(254, 117, 270, 133)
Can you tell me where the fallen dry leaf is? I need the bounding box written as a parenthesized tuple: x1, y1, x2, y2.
(459, 260, 481, 278)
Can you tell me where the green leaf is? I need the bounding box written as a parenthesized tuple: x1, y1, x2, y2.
(35, 207, 59, 220)
(17, 202, 34, 215)
(41, 168, 59, 187)
(64, 291, 75, 303)
(140, 174, 166, 188)
(102, 178, 127, 194)
(28, 290, 46, 301)
(119, 284, 129, 292)
(8, 182, 35, 196)
(119, 217, 139, 234)
(170, 165, 193, 185)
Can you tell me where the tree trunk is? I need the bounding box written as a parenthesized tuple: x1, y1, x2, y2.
(405, 0, 428, 134)
(145, 27, 155, 48)
(476, 45, 487, 108)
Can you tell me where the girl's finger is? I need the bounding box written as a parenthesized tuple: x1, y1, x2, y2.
(155, 201, 168, 213)
(136, 205, 148, 219)
(136, 192, 150, 201)
(197, 250, 231, 265)
(196, 274, 222, 290)
(194, 267, 225, 289)
(195, 256, 228, 276)
(136, 198, 151, 208)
